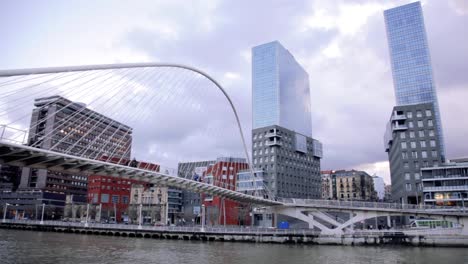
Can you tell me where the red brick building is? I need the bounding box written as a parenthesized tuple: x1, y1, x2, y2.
(202, 157, 251, 226)
(87, 159, 159, 222)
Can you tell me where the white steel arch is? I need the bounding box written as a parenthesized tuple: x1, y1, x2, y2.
(0, 63, 255, 191)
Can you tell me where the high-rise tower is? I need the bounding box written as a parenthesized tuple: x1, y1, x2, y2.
(252, 41, 322, 199)
(384, 1, 445, 160)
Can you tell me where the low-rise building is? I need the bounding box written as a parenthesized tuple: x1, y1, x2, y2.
(372, 175, 385, 201)
(129, 184, 168, 225)
(422, 158, 468, 207)
(321, 170, 377, 201)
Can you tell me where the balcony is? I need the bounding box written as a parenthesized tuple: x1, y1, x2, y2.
(392, 114, 407, 121)
(266, 131, 281, 138)
(392, 124, 408, 131)
(423, 185, 468, 192)
(266, 139, 282, 146)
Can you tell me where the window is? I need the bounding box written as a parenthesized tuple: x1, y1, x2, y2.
(425, 110, 432, 117)
(410, 141, 416, 149)
(402, 152, 408, 159)
(420, 141, 426, 148)
(414, 173, 420, 180)
(101, 194, 109, 203)
(417, 120, 423, 128)
(401, 142, 407, 149)
(253, 150, 257, 156)
(431, 150, 438, 158)
(430, 140, 436, 147)
(408, 121, 414, 128)
(406, 183, 412, 191)
(421, 151, 427, 158)
(403, 162, 409, 169)
(410, 131, 415, 138)
(411, 151, 418, 159)
(400, 133, 406, 139)
(428, 120, 433, 127)
(418, 130, 425, 138)
(405, 173, 410, 180)
(416, 111, 422, 118)
(112, 195, 119, 204)
(414, 161, 419, 169)
(122, 196, 129, 204)
(407, 112, 413, 118)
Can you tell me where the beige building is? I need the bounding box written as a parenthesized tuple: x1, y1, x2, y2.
(321, 170, 334, 200)
(129, 184, 168, 225)
(321, 170, 377, 201)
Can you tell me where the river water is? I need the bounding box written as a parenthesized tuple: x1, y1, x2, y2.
(0, 229, 467, 264)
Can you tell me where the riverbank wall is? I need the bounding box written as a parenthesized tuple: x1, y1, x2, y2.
(2, 221, 467, 247)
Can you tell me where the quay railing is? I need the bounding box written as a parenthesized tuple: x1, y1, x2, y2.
(278, 198, 467, 213)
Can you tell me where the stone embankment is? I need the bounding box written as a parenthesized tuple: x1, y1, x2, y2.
(1, 221, 467, 247)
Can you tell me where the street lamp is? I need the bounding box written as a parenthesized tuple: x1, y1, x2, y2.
(201, 204, 206, 232)
(3, 203, 11, 223)
(138, 203, 143, 229)
(85, 204, 90, 227)
(40, 203, 45, 225)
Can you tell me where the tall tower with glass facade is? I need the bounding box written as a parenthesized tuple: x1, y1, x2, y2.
(384, 1, 445, 160)
(251, 41, 322, 199)
(383, 2, 445, 205)
(252, 41, 312, 137)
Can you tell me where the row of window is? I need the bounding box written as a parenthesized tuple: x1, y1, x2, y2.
(400, 129, 435, 139)
(401, 150, 438, 159)
(401, 140, 436, 149)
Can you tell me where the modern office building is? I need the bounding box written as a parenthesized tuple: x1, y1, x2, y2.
(252, 41, 312, 137)
(202, 157, 250, 226)
(422, 159, 468, 207)
(372, 175, 385, 201)
(236, 169, 266, 196)
(384, 103, 443, 204)
(178, 160, 215, 223)
(14, 95, 133, 218)
(383, 2, 447, 204)
(252, 41, 322, 199)
(384, 1, 445, 160)
(320, 170, 377, 201)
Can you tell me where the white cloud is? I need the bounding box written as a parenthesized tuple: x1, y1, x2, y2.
(354, 161, 391, 184)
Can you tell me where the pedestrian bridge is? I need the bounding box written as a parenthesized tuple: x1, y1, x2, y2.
(1, 63, 468, 235)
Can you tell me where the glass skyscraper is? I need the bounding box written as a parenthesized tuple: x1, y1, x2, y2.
(252, 41, 312, 137)
(384, 1, 445, 159)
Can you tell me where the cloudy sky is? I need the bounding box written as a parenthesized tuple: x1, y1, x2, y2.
(1, 0, 467, 183)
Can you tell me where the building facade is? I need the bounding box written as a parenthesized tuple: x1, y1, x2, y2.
(129, 184, 168, 225)
(178, 160, 215, 223)
(320, 170, 376, 201)
(236, 169, 266, 196)
(202, 157, 250, 226)
(384, 1, 445, 159)
(372, 175, 385, 201)
(321, 170, 335, 200)
(19, 95, 133, 200)
(422, 159, 468, 207)
(252, 41, 322, 199)
(384, 103, 443, 204)
(252, 125, 322, 199)
(252, 41, 312, 137)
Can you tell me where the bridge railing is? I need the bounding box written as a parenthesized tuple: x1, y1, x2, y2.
(278, 198, 466, 212)
(0, 219, 320, 235)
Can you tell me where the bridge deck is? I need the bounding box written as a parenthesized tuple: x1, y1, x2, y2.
(0, 141, 281, 206)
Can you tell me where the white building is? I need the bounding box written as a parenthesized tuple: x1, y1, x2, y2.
(372, 175, 385, 201)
